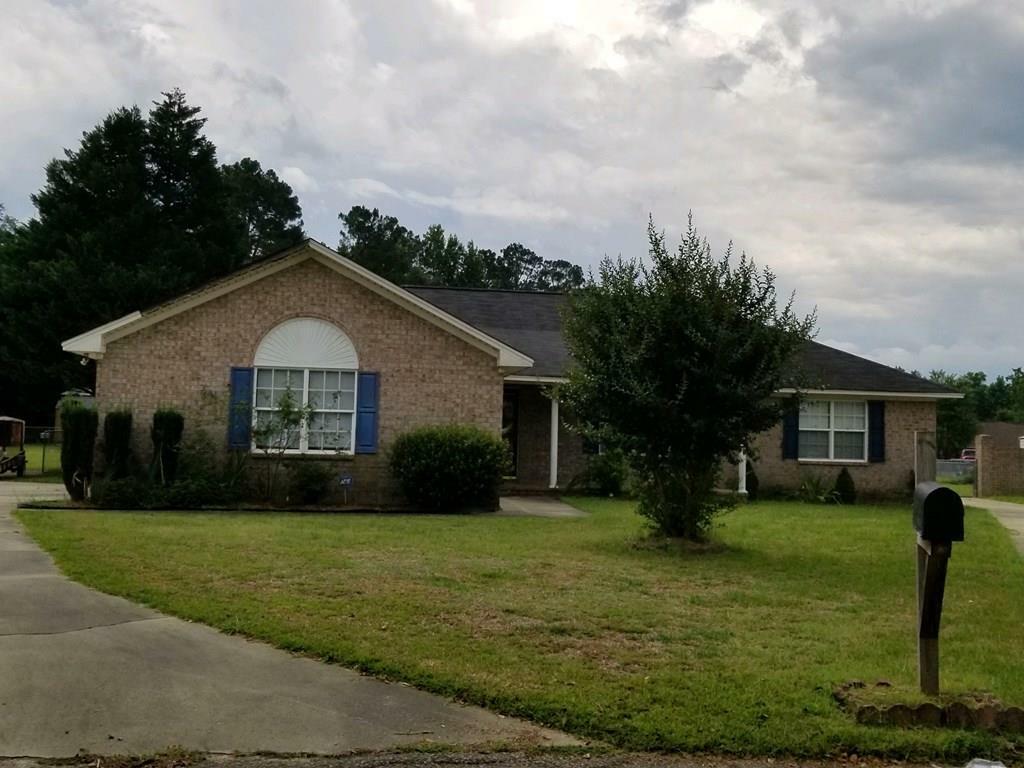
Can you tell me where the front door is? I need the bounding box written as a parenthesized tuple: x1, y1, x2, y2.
(502, 388, 519, 478)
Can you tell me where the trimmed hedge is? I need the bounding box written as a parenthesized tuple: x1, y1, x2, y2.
(60, 402, 98, 501)
(92, 476, 240, 509)
(390, 424, 509, 512)
(102, 409, 133, 480)
(151, 409, 184, 484)
(834, 466, 857, 505)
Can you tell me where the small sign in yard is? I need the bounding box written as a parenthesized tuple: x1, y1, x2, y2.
(339, 474, 353, 505)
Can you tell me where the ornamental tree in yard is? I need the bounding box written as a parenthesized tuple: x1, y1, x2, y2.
(561, 215, 816, 540)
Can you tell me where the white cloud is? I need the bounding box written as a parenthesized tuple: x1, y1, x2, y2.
(280, 166, 319, 195)
(1, 0, 1023, 375)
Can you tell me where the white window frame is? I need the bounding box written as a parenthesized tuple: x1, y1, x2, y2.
(797, 399, 869, 463)
(252, 367, 358, 455)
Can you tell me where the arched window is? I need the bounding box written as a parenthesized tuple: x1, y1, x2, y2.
(252, 318, 359, 454)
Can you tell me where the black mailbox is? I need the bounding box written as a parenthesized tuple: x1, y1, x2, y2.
(913, 481, 964, 542)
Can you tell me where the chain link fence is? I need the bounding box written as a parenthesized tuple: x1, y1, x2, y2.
(20, 426, 64, 478)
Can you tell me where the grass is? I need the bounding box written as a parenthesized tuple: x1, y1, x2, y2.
(16, 499, 1024, 761)
(993, 496, 1024, 506)
(0, 442, 64, 482)
(939, 481, 974, 497)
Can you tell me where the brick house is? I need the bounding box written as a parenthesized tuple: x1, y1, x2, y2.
(62, 239, 959, 503)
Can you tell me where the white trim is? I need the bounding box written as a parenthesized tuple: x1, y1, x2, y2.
(60, 240, 534, 371)
(254, 317, 358, 369)
(776, 388, 963, 401)
(549, 397, 559, 489)
(505, 381, 959, 400)
(61, 312, 142, 358)
(304, 242, 532, 370)
(104, 254, 306, 348)
(505, 374, 569, 385)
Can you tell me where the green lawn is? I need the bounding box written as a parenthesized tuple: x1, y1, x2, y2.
(0, 442, 63, 482)
(941, 482, 974, 497)
(16, 500, 1024, 760)
(993, 496, 1024, 506)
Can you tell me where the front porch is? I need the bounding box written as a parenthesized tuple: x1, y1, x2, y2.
(501, 381, 586, 493)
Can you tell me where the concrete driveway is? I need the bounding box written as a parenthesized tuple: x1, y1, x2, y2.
(0, 482, 574, 757)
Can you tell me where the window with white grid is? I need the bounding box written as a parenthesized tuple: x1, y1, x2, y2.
(797, 400, 867, 461)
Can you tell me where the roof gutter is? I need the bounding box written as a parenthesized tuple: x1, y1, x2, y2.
(774, 388, 964, 401)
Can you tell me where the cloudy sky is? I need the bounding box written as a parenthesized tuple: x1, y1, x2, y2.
(3, 0, 1022, 376)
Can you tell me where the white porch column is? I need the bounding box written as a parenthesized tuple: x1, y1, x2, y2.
(737, 448, 748, 496)
(549, 397, 560, 489)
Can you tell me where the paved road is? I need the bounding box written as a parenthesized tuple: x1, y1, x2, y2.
(0, 483, 575, 757)
(965, 496, 1024, 554)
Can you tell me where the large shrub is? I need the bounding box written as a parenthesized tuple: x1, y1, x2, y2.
(151, 408, 185, 485)
(560, 215, 815, 540)
(102, 409, 133, 479)
(60, 402, 98, 501)
(390, 424, 509, 512)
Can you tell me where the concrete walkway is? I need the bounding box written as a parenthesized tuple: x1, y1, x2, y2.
(497, 496, 587, 518)
(965, 496, 1024, 554)
(0, 483, 574, 757)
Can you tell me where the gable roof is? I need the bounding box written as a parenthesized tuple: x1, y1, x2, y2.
(61, 240, 534, 371)
(788, 342, 957, 396)
(407, 286, 961, 399)
(406, 287, 569, 378)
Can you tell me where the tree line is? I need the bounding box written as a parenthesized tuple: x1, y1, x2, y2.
(0, 90, 585, 424)
(926, 369, 1024, 458)
(338, 207, 583, 291)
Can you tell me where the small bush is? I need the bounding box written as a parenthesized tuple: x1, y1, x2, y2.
(102, 409, 133, 479)
(151, 409, 185, 485)
(92, 476, 152, 509)
(161, 477, 236, 508)
(61, 402, 98, 501)
(797, 473, 839, 505)
(93, 475, 239, 510)
(570, 448, 630, 496)
(744, 460, 760, 501)
(834, 467, 857, 505)
(288, 462, 335, 505)
(390, 424, 509, 512)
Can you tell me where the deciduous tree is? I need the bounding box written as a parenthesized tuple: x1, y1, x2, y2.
(561, 215, 815, 540)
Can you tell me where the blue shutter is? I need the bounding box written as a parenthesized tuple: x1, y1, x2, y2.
(781, 403, 799, 460)
(355, 372, 379, 454)
(228, 367, 254, 449)
(868, 400, 885, 463)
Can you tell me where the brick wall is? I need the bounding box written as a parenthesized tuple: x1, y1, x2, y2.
(976, 434, 1024, 497)
(95, 258, 504, 505)
(501, 384, 587, 493)
(723, 399, 936, 497)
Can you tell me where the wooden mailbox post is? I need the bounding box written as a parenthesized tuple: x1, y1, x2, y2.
(912, 481, 964, 695)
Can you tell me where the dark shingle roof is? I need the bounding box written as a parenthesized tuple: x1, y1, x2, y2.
(405, 286, 957, 395)
(406, 287, 569, 377)
(794, 342, 955, 395)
